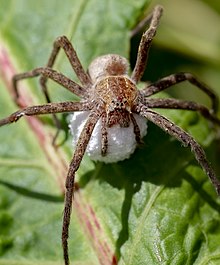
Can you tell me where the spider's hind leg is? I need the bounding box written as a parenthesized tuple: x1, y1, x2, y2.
(141, 72, 219, 114)
(143, 98, 220, 127)
(138, 104, 220, 196)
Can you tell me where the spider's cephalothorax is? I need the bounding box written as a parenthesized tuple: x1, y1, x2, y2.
(1, 5, 220, 265)
(90, 54, 138, 127)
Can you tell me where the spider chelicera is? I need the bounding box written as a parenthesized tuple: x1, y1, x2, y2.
(1, 5, 220, 265)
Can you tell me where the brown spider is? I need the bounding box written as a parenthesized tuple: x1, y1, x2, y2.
(0, 5, 220, 265)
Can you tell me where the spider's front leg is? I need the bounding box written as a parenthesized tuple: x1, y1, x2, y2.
(37, 36, 92, 143)
(62, 109, 102, 265)
(131, 5, 163, 83)
(39, 35, 92, 101)
(136, 104, 220, 196)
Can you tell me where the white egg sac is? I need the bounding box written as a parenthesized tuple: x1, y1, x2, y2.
(69, 111, 147, 163)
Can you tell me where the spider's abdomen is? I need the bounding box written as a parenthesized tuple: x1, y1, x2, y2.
(88, 54, 129, 82)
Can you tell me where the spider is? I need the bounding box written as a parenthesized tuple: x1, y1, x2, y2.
(1, 5, 220, 265)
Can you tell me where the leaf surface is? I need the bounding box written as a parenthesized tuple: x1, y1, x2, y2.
(0, 1, 220, 265)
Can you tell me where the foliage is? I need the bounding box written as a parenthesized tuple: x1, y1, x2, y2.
(0, 0, 220, 264)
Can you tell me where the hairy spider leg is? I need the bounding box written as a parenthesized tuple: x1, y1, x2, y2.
(130, 6, 161, 38)
(101, 113, 108, 156)
(40, 35, 92, 91)
(13, 36, 92, 144)
(12, 66, 85, 144)
(0, 99, 100, 265)
(136, 104, 220, 196)
(130, 114, 143, 145)
(39, 36, 92, 141)
(13, 67, 84, 98)
(131, 5, 163, 83)
(0, 101, 90, 126)
(143, 98, 220, 126)
(62, 109, 102, 265)
(141, 72, 219, 113)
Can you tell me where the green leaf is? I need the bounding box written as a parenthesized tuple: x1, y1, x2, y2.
(0, 1, 220, 265)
